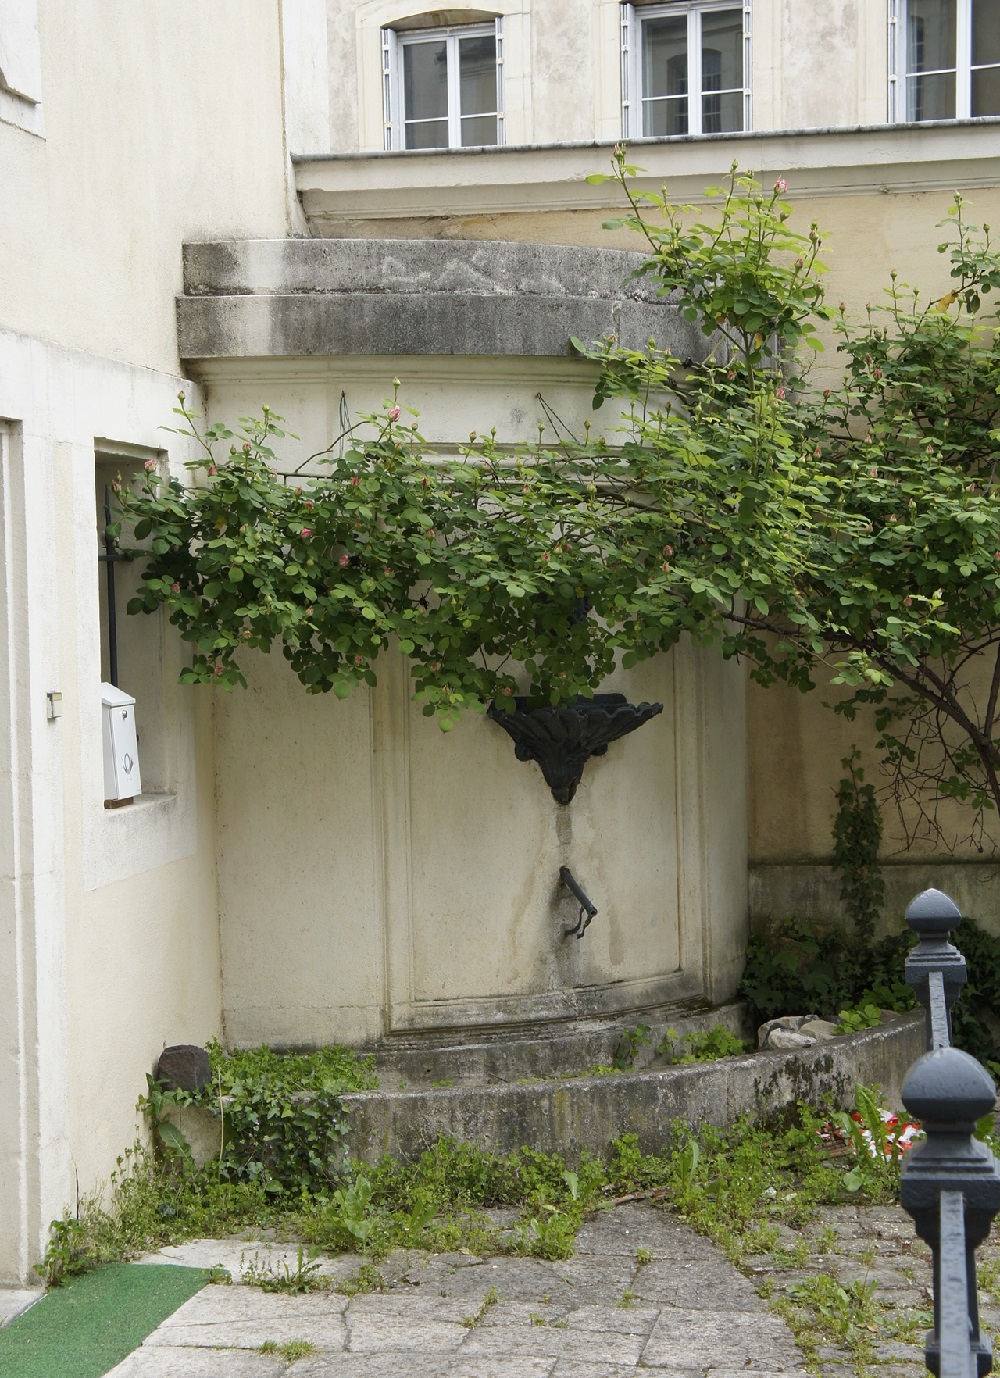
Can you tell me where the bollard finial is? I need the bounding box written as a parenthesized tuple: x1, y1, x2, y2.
(905, 888, 963, 936)
(902, 1046, 997, 1129)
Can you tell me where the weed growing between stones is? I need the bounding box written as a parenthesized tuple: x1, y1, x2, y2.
(259, 1339, 317, 1362)
(334, 1262, 387, 1296)
(461, 1284, 500, 1328)
(776, 1274, 882, 1368)
(239, 1245, 325, 1294)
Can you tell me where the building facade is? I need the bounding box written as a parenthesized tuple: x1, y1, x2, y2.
(0, 0, 998, 1283)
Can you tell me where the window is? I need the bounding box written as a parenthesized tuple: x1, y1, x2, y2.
(382, 19, 504, 151)
(95, 449, 169, 795)
(622, 2, 750, 139)
(890, 0, 1000, 121)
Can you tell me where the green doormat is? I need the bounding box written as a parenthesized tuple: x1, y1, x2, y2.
(0, 1262, 211, 1378)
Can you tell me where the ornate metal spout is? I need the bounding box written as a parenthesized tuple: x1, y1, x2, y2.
(487, 693, 663, 804)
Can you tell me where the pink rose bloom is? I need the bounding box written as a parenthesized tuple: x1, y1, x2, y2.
(774, 177, 787, 194)
(339, 553, 350, 566)
(144, 459, 157, 473)
(388, 406, 400, 422)
(301, 527, 312, 537)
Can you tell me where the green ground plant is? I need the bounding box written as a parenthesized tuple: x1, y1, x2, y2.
(656, 1026, 748, 1064)
(613, 1024, 653, 1070)
(739, 921, 916, 1026)
(741, 912, 1000, 1065)
(834, 1002, 885, 1035)
(778, 1273, 882, 1368)
(334, 1261, 386, 1296)
(461, 1285, 500, 1328)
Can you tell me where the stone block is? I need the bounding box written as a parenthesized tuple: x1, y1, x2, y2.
(106, 1349, 286, 1377)
(145, 1286, 347, 1350)
(156, 1045, 211, 1092)
(640, 1308, 802, 1370)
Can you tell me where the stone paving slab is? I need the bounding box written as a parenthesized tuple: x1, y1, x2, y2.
(143, 1285, 348, 1350)
(573, 1205, 719, 1260)
(461, 1325, 649, 1365)
(562, 1302, 660, 1334)
(107, 1350, 286, 1377)
(139, 1238, 363, 1287)
(631, 1256, 767, 1310)
(641, 1307, 805, 1370)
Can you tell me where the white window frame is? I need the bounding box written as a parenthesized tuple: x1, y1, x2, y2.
(382, 18, 505, 152)
(889, 0, 1000, 122)
(622, 1, 751, 140)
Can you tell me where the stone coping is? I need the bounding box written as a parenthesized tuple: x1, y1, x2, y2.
(339, 1013, 924, 1165)
(164, 1013, 923, 1172)
(176, 238, 710, 362)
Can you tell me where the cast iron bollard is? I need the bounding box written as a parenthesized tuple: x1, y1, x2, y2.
(900, 888, 1000, 1377)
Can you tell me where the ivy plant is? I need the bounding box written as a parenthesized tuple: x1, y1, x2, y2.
(832, 750, 885, 944)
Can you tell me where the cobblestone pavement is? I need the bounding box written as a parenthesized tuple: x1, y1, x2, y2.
(91, 1196, 1000, 1378)
(8, 1197, 997, 1376)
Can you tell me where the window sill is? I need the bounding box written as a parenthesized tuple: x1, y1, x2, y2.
(0, 88, 43, 137)
(85, 787, 199, 892)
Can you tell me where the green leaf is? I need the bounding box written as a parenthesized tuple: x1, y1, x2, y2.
(157, 1121, 192, 1159)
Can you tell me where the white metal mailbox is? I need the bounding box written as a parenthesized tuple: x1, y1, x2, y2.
(101, 683, 142, 803)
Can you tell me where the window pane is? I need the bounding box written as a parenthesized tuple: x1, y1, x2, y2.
(405, 118, 449, 150)
(701, 10, 743, 93)
(972, 0, 1000, 67)
(459, 34, 497, 117)
(403, 39, 447, 122)
(461, 113, 498, 146)
(703, 88, 743, 134)
(906, 0, 956, 73)
(906, 70, 956, 119)
(642, 16, 687, 101)
(972, 66, 1000, 115)
(643, 95, 688, 137)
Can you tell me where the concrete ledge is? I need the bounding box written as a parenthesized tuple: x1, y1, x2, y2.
(368, 999, 752, 1089)
(176, 238, 711, 362)
(182, 239, 671, 301)
(749, 862, 1000, 937)
(340, 1012, 924, 1165)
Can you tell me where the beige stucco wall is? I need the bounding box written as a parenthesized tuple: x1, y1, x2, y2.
(0, 0, 292, 375)
(291, 122, 1000, 934)
(202, 358, 748, 1049)
(0, 330, 227, 1279)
